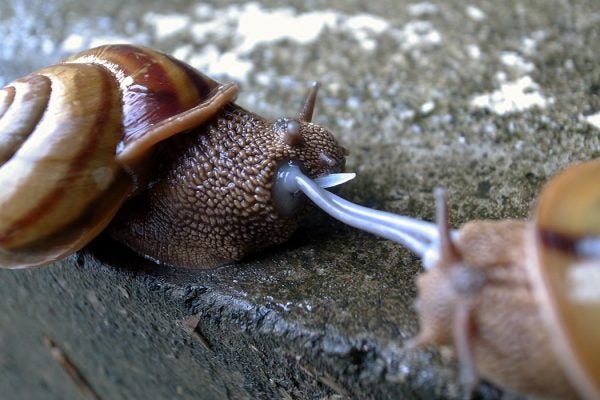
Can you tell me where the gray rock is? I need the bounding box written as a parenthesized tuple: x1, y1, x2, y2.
(0, 0, 598, 399)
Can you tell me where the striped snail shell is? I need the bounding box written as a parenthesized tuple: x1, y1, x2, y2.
(413, 159, 600, 399)
(531, 159, 600, 400)
(0, 45, 347, 269)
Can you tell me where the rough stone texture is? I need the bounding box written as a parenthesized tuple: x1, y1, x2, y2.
(0, 0, 598, 399)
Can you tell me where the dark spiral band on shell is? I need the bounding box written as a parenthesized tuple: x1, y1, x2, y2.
(539, 229, 600, 259)
(0, 75, 51, 165)
(66, 44, 222, 146)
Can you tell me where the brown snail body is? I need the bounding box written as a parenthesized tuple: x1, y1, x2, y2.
(0, 44, 347, 269)
(414, 160, 600, 399)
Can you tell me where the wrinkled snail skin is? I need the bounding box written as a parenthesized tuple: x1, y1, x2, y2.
(108, 104, 347, 268)
(0, 44, 346, 269)
(414, 159, 600, 400)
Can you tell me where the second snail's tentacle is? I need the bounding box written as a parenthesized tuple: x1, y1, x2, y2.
(453, 299, 479, 396)
(280, 164, 440, 258)
(434, 187, 461, 263)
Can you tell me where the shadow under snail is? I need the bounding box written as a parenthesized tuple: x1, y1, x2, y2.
(0, 44, 350, 269)
(280, 159, 599, 399)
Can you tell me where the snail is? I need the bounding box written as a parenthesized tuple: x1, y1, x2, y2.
(0, 44, 350, 269)
(279, 159, 599, 399)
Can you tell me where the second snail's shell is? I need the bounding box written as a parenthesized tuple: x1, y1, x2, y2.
(530, 159, 600, 400)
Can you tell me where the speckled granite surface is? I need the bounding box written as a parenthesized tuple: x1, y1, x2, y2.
(0, 0, 598, 399)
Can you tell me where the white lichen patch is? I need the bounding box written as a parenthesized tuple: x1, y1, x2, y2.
(141, 2, 441, 81)
(500, 51, 534, 73)
(61, 33, 86, 52)
(346, 96, 362, 110)
(392, 20, 442, 50)
(233, 5, 338, 52)
(420, 100, 435, 114)
(344, 14, 391, 51)
(61, 33, 138, 53)
(143, 13, 191, 39)
(465, 5, 486, 21)
(191, 4, 392, 52)
(520, 30, 546, 55)
(4, 2, 444, 85)
(471, 76, 552, 115)
(407, 2, 439, 17)
(172, 44, 193, 61)
(181, 4, 394, 79)
(188, 48, 254, 82)
(584, 112, 600, 130)
(40, 37, 56, 55)
(466, 44, 482, 59)
(88, 35, 135, 49)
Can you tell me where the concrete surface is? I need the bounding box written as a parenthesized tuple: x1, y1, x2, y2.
(0, 0, 598, 399)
